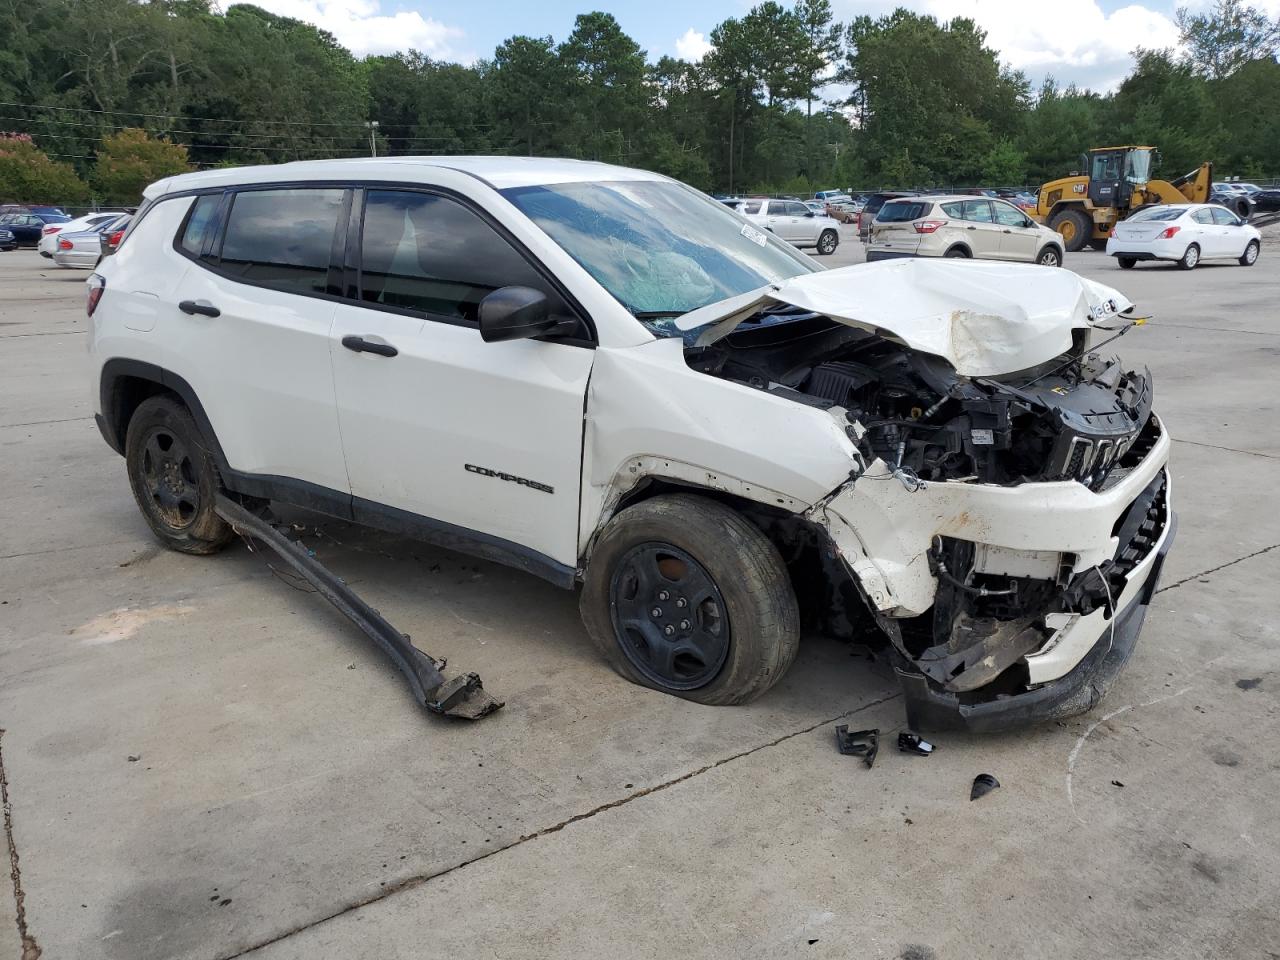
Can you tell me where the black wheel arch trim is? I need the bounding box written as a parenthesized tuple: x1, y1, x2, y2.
(97, 357, 575, 589)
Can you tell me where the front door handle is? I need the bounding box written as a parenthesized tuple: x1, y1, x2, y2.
(966, 225, 977, 230)
(178, 299, 220, 317)
(1002, 229, 1012, 234)
(342, 335, 398, 358)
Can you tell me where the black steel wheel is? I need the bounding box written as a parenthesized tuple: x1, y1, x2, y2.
(125, 395, 232, 554)
(608, 542, 730, 690)
(580, 494, 799, 705)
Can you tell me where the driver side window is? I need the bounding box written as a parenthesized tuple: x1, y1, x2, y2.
(357, 190, 573, 327)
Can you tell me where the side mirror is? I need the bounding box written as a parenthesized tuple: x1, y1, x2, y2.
(1023, 218, 1034, 228)
(478, 286, 556, 343)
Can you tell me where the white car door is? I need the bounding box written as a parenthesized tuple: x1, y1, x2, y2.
(1210, 205, 1247, 255)
(166, 187, 350, 494)
(1189, 207, 1220, 256)
(329, 187, 594, 573)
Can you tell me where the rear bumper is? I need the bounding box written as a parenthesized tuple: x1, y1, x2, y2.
(895, 513, 1176, 732)
(866, 250, 920, 261)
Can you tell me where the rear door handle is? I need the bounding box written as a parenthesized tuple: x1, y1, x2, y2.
(966, 226, 977, 230)
(342, 335, 397, 358)
(178, 299, 219, 317)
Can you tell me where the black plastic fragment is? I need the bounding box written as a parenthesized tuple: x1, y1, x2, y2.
(897, 732, 934, 756)
(970, 773, 1000, 800)
(835, 725, 879, 767)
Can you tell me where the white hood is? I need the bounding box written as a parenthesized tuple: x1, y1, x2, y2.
(676, 259, 1133, 377)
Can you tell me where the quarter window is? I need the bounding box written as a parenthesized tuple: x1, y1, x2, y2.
(180, 194, 222, 257)
(358, 190, 570, 325)
(219, 188, 344, 295)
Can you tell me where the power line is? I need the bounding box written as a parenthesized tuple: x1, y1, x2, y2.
(0, 100, 500, 132)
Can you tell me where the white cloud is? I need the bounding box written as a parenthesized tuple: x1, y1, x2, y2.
(834, 0, 1185, 91)
(675, 27, 714, 62)
(228, 0, 470, 60)
(925, 0, 1182, 90)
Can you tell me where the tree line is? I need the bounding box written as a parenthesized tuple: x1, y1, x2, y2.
(1, 0, 1278, 205)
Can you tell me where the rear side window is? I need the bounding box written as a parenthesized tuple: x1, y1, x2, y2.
(1192, 208, 1215, 224)
(180, 194, 222, 256)
(740, 201, 762, 215)
(876, 201, 927, 222)
(219, 188, 344, 295)
(358, 190, 569, 325)
(1210, 206, 1239, 225)
(961, 200, 994, 222)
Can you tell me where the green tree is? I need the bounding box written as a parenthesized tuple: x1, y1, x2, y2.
(93, 128, 190, 203)
(1176, 0, 1280, 80)
(558, 12, 650, 163)
(0, 133, 90, 203)
(490, 36, 570, 156)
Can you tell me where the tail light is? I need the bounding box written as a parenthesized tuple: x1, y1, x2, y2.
(1159, 226, 1181, 239)
(42, 225, 62, 236)
(913, 220, 946, 234)
(86, 274, 105, 317)
(107, 229, 125, 249)
(58, 238, 73, 250)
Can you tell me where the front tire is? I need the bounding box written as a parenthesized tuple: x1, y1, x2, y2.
(817, 229, 838, 256)
(1178, 243, 1200, 270)
(580, 494, 800, 705)
(1049, 208, 1093, 252)
(125, 396, 233, 555)
(1036, 246, 1063, 266)
(1239, 239, 1260, 266)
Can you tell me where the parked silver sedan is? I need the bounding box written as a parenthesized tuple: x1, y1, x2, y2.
(51, 215, 130, 269)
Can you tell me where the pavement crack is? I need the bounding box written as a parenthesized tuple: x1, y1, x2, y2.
(1171, 437, 1277, 460)
(1157, 542, 1280, 594)
(220, 690, 902, 959)
(1, 730, 42, 960)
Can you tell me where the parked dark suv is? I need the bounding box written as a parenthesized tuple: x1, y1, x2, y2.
(856, 192, 917, 242)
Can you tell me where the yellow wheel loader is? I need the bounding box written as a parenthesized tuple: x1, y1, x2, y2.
(1034, 146, 1219, 252)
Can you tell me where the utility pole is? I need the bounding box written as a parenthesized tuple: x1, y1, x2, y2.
(365, 120, 380, 158)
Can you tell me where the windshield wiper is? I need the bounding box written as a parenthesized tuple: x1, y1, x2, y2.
(632, 310, 689, 320)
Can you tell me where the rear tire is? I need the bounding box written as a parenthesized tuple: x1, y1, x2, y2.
(580, 494, 800, 705)
(1239, 239, 1259, 266)
(1048, 208, 1092, 252)
(125, 396, 233, 555)
(1117, 257, 1137, 269)
(944, 247, 970, 259)
(817, 229, 838, 256)
(1177, 243, 1200, 270)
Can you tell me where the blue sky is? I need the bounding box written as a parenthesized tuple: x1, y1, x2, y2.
(237, 0, 1271, 93)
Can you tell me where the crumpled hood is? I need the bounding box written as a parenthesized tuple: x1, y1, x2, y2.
(676, 259, 1133, 377)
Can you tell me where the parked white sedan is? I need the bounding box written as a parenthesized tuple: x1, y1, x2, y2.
(738, 198, 840, 255)
(1107, 203, 1261, 270)
(37, 211, 124, 258)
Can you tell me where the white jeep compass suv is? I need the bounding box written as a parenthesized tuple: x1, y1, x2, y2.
(88, 157, 1175, 729)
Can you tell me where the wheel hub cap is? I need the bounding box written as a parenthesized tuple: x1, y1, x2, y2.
(608, 542, 730, 690)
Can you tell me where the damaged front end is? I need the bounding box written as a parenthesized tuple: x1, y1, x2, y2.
(680, 261, 1176, 731)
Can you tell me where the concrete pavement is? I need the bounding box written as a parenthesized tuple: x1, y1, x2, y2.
(2, 230, 1278, 959)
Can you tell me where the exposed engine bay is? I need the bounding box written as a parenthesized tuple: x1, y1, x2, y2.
(686, 307, 1153, 492)
(683, 307, 1169, 723)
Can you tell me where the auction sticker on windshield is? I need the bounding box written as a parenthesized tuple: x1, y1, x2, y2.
(741, 222, 768, 247)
